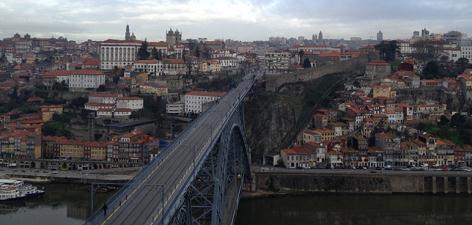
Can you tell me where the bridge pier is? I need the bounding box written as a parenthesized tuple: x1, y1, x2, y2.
(432, 177, 437, 194)
(456, 177, 461, 194)
(467, 177, 472, 195)
(444, 177, 448, 194)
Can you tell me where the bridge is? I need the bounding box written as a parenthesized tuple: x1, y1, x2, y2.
(85, 72, 257, 225)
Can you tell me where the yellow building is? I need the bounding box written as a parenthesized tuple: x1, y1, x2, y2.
(86, 142, 107, 161)
(199, 61, 209, 73)
(372, 85, 395, 99)
(40, 105, 64, 122)
(139, 83, 169, 96)
(208, 60, 221, 73)
(0, 129, 41, 160)
(59, 140, 84, 159)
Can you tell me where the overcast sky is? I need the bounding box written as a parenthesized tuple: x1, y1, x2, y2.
(0, 0, 470, 42)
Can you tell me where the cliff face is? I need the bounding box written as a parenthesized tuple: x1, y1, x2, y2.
(244, 73, 351, 164)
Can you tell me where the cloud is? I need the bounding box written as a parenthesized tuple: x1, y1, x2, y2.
(0, 0, 470, 41)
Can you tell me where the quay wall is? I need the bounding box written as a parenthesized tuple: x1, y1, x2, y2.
(252, 172, 472, 195)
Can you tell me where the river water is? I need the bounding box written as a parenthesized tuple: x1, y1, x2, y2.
(1, 183, 472, 225)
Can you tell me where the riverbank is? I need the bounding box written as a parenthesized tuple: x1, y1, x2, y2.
(0, 167, 137, 184)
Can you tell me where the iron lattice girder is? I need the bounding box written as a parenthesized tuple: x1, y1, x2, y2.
(169, 105, 251, 225)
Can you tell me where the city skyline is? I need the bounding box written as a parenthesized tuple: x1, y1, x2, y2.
(0, 0, 471, 42)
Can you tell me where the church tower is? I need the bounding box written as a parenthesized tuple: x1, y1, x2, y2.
(125, 24, 131, 40)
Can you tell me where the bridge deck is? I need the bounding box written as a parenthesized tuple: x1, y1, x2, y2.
(86, 73, 256, 225)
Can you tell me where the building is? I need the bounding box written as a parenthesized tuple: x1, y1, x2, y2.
(166, 29, 182, 46)
(107, 129, 159, 165)
(184, 91, 226, 114)
(281, 144, 315, 169)
(43, 69, 105, 89)
(0, 129, 41, 161)
(125, 24, 136, 41)
(461, 45, 472, 63)
(99, 39, 141, 70)
(40, 105, 64, 122)
(264, 51, 290, 74)
(133, 59, 162, 75)
(116, 96, 144, 110)
(162, 59, 186, 75)
(377, 31, 383, 41)
(166, 102, 185, 114)
(85, 92, 143, 118)
(365, 60, 391, 80)
(458, 69, 472, 100)
(138, 82, 168, 96)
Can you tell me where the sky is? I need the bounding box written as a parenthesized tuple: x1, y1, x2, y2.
(0, 0, 471, 42)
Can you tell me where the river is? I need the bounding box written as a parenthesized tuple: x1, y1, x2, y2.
(1, 183, 472, 225)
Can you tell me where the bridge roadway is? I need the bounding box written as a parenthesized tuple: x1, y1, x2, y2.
(86, 72, 257, 225)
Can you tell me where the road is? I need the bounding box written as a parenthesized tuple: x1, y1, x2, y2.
(0, 167, 138, 182)
(86, 71, 260, 225)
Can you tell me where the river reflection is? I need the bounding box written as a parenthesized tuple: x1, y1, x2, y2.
(235, 194, 472, 225)
(0, 183, 113, 225)
(1, 184, 472, 225)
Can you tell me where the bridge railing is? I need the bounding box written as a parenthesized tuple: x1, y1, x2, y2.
(85, 100, 219, 225)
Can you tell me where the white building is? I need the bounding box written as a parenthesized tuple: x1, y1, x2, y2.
(162, 59, 186, 75)
(116, 96, 144, 110)
(85, 92, 143, 118)
(218, 57, 240, 70)
(443, 48, 461, 62)
(100, 39, 142, 70)
(264, 51, 291, 74)
(398, 40, 414, 55)
(461, 45, 472, 62)
(133, 59, 163, 75)
(88, 92, 122, 104)
(43, 69, 105, 89)
(184, 91, 226, 114)
(166, 102, 184, 114)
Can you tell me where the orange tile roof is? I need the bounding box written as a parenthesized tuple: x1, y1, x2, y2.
(163, 59, 185, 64)
(368, 60, 388, 65)
(186, 90, 226, 97)
(117, 96, 142, 100)
(44, 69, 104, 77)
(135, 59, 160, 64)
(282, 145, 314, 156)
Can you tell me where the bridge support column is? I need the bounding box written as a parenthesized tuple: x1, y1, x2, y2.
(432, 177, 437, 194)
(444, 177, 448, 194)
(468, 177, 472, 194)
(456, 177, 461, 194)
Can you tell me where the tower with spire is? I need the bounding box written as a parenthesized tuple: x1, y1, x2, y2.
(125, 24, 131, 40)
(318, 31, 323, 41)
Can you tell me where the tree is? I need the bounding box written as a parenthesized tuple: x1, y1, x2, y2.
(422, 61, 440, 79)
(151, 47, 158, 60)
(375, 40, 399, 62)
(298, 50, 305, 65)
(438, 115, 450, 127)
(52, 81, 69, 91)
(302, 58, 311, 68)
(455, 58, 470, 74)
(137, 41, 150, 60)
(70, 97, 88, 108)
(96, 85, 107, 92)
(450, 114, 466, 128)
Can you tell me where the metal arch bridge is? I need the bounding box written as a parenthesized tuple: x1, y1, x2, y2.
(85, 73, 257, 225)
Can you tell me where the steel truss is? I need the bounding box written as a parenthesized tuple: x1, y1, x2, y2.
(169, 105, 251, 225)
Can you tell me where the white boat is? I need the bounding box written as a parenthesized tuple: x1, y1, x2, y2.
(0, 179, 45, 201)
